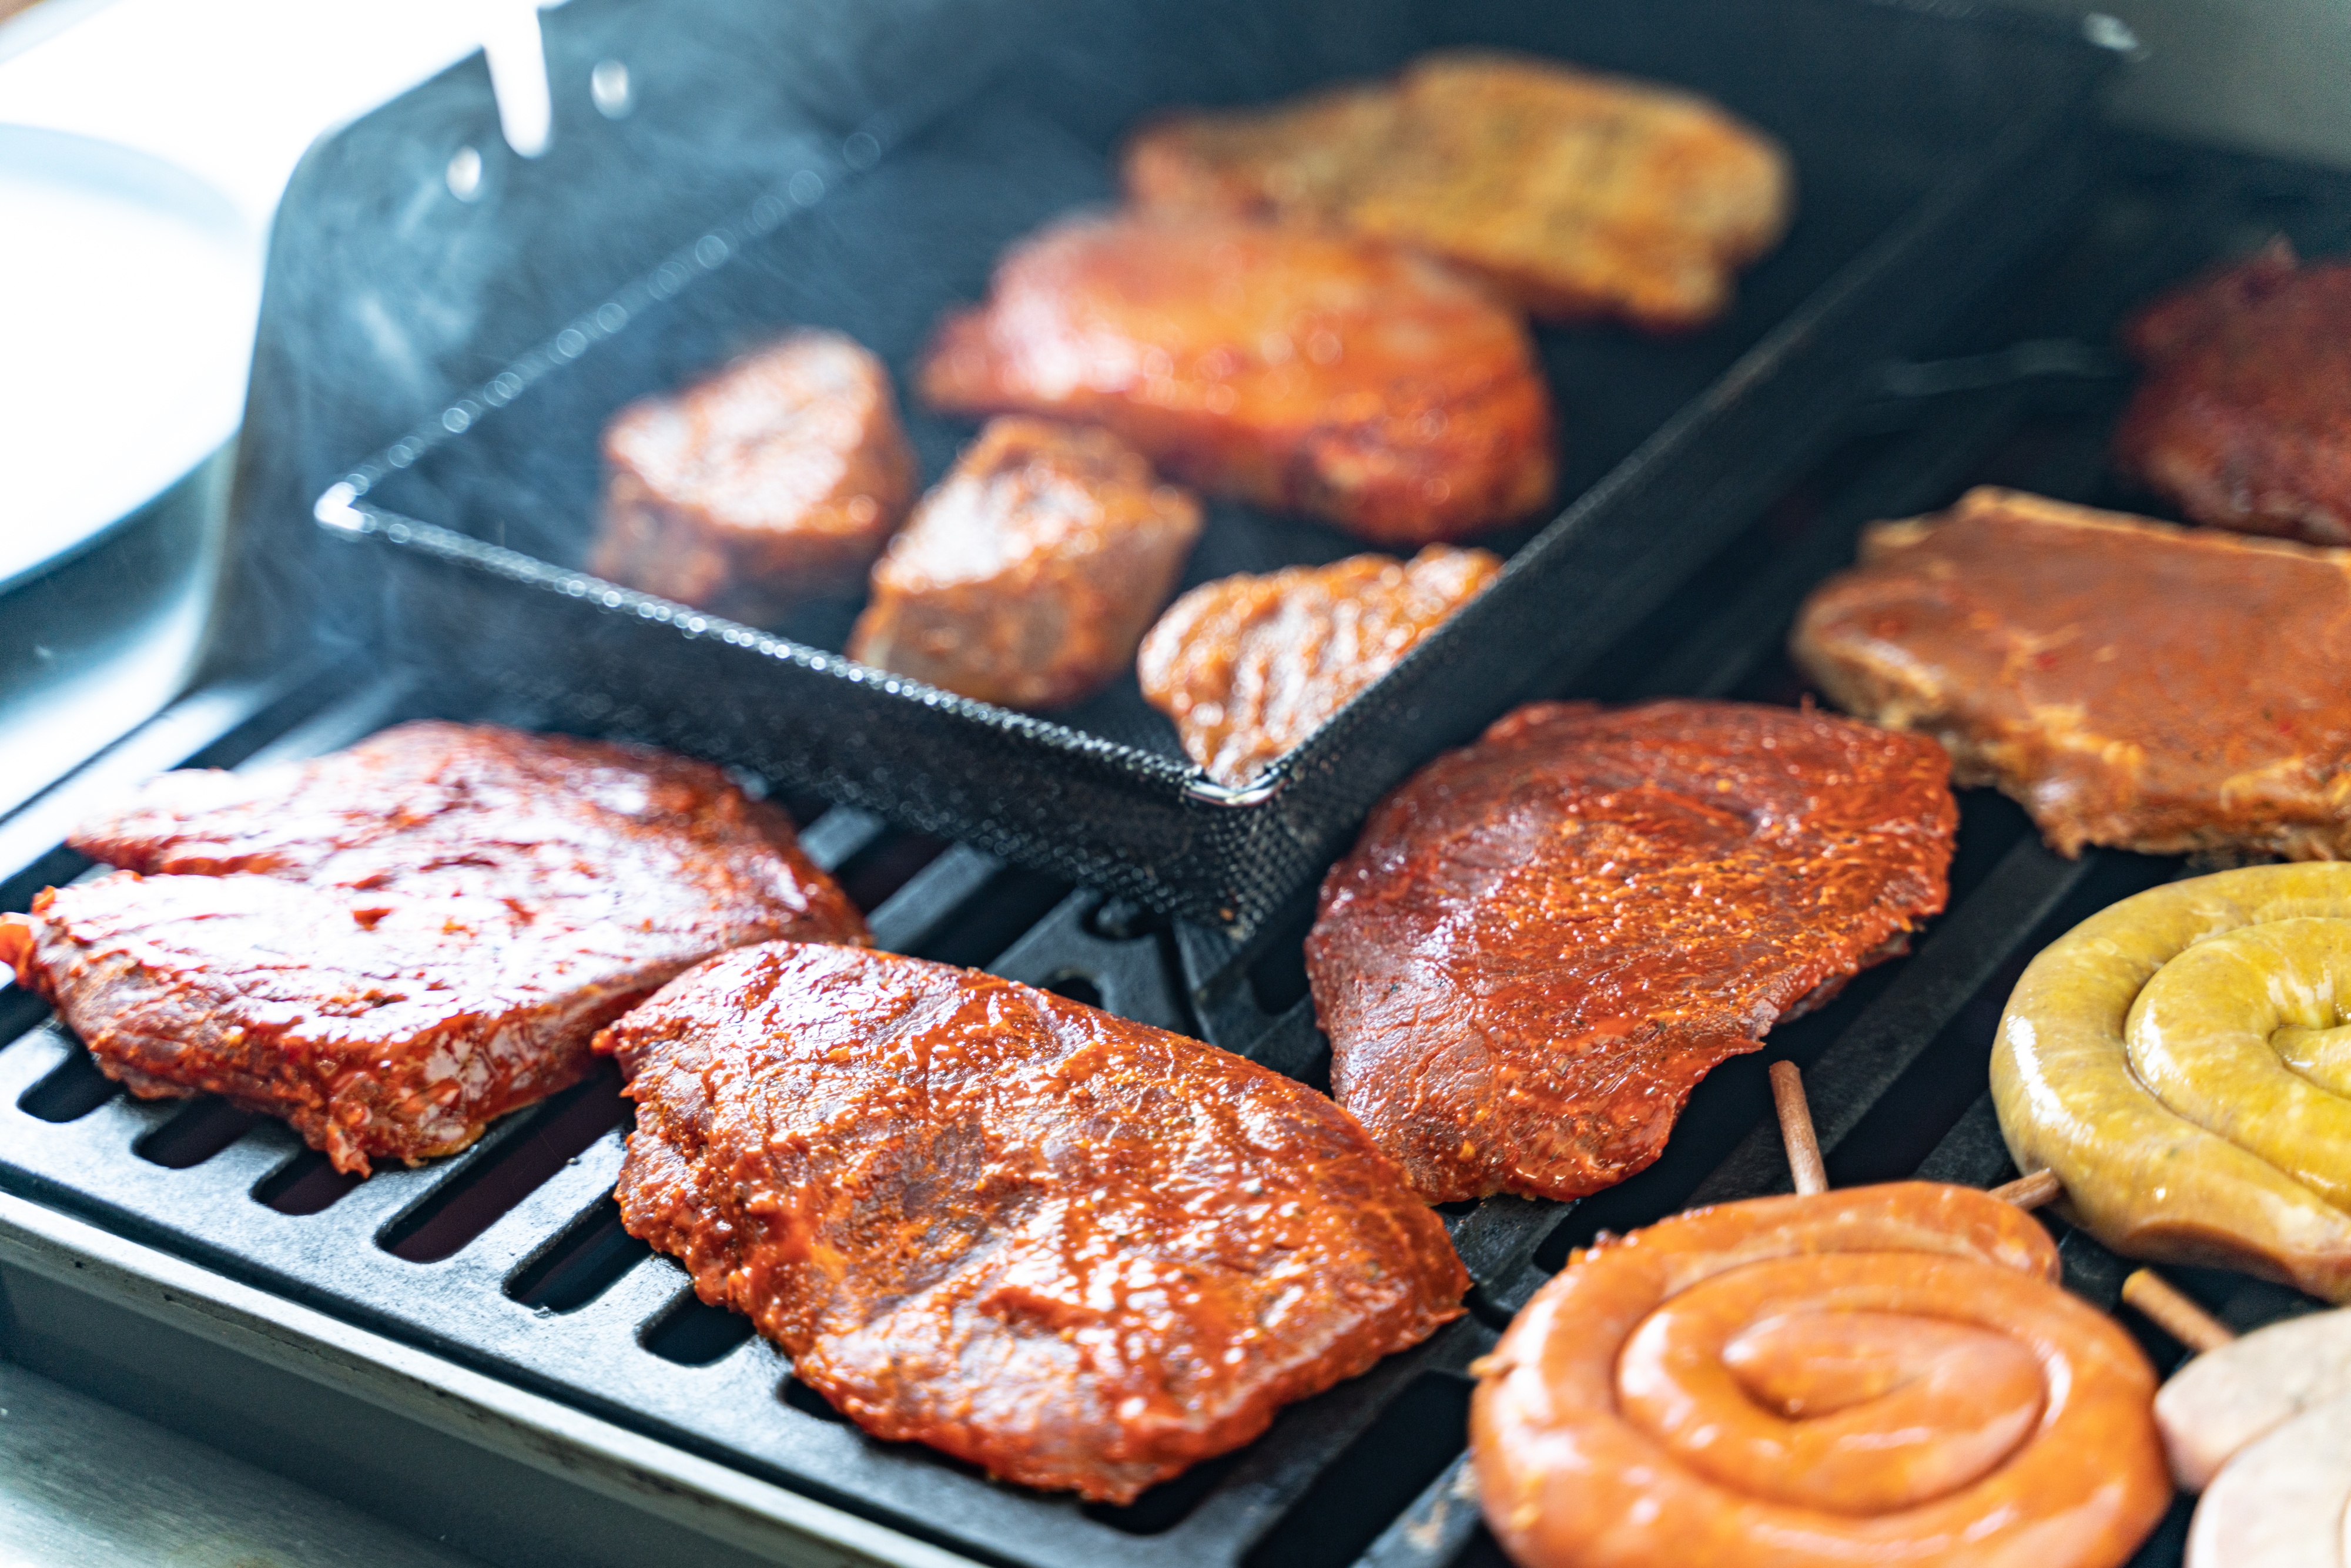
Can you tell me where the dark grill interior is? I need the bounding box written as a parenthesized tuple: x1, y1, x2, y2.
(5, 123, 2349, 1568)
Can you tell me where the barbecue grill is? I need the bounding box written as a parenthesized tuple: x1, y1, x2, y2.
(5, 5, 2347, 1564)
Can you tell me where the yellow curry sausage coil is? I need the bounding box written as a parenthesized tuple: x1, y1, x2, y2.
(1994, 863, 2351, 1301)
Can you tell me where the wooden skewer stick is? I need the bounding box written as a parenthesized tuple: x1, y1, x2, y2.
(1986, 1168, 2062, 1211)
(1769, 1060, 1830, 1196)
(2121, 1268, 2238, 1355)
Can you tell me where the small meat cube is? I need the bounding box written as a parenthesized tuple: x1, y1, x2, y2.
(846, 418, 1201, 711)
(1138, 545, 1501, 786)
(920, 212, 1555, 545)
(590, 330, 917, 622)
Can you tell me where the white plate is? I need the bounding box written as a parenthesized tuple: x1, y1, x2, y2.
(0, 123, 259, 592)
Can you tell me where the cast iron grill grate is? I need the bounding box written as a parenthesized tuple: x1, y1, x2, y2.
(3, 133, 2348, 1568)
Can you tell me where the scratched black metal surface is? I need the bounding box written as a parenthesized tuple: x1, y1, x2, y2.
(5, 136, 2350, 1568)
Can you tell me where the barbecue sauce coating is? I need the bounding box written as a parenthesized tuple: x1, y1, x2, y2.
(848, 417, 1201, 710)
(920, 211, 1555, 545)
(598, 942, 1467, 1504)
(1793, 486, 2351, 861)
(2113, 242, 2351, 546)
(0, 723, 865, 1174)
(1138, 545, 1501, 787)
(591, 330, 917, 621)
(1307, 700, 1955, 1204)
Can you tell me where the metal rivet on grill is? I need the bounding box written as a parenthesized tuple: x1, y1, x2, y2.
(446, 145, 483, 202)
(694, 234, 729, 269)
(843, 131, 880, 170)
(590, 59, 632, 118)
(788, 169, 824, 206)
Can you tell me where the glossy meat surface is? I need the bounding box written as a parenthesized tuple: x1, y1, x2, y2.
(1137, 545, 1500, 786)
(1473, 1184, 2169, 1568)
(1992, 865, 2351, 1304)
(1125, 50, 1792, 331)
(591, 331, 917, 621)
(600, 941, 1466, 1503)
(2114, 243, 2351, 545)
(846, 417, 1201, 709)
(0, 723, 865, 1174)
(1307, 699, 1955, 1202)
(1792, 485, 2351, 860)
(920, 211, 1555, 545)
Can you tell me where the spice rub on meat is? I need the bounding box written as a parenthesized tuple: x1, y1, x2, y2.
(0, 723, 865, 1174)
(1124, 50, 1793, 332)
(600, 941, 1466, 1504)
(920, 211, 1555, 545)
(2114, 243, 2351, 547)
(591, 330, 917, 622)
(1305, 700, 1955, 1204)
(847, 418, 1201, 710)
(1138, 545, 1501, 786)
(1791, 486, 2351, 861)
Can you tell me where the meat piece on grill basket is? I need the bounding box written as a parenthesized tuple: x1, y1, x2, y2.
(2113, 242, 2351, 547)
(598, 940, 1468, 1504)
(919, 210, 1556, 545)
(1124, 49, 1794, 333)
(1305, 699, 1956, 1204)
(1137, 544, 1501, 786)
(590, 330, 918, 622)
(846, 417, 1202, 710)
(0, 723, 866, 1175)
(1793, 485, 2351, 861)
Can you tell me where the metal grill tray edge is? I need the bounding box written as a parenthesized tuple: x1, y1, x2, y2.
(317, 0, 2114, 936)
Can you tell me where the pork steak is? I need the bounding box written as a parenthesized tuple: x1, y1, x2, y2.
(599, 941, 1466, 1503)
(0, 723, 866, 1172)
(1305, 699, 1955, 1203)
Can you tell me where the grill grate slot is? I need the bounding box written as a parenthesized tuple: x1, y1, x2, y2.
(133, 1098, 267, 1170)
(14, 1034, 118, 1124)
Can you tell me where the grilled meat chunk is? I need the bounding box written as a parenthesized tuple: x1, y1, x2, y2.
(600, 941, 1466, 1503)
(1138, 545, 1501, 786)
(920, 211, 1555, 545)
(846, 418, 1201, 710)
(0, 723, 865, 1174)
(2114, 243, 2351, 546)
(1791, 486, 2351, 860)
(1123, 50, 1793, 331)
(590, 331, 917, 621)
(1306, 699, 1955, 1203)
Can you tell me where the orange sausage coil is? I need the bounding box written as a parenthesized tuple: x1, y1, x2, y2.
(1471, 1182, 2171, 1568)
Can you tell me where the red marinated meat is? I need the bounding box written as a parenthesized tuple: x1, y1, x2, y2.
(1305, 700, 1955, 1203)
(0, 723, 865, 1173)
(599, 940, 1466, 1503)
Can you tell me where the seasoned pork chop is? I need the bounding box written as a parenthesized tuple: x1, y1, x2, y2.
(848, 418, 1201, 709)
(600, 941, 1466, 1503)
(1124, 50, 1793, 331)
(0, 723, 865, 1173)
(1793, 485, 2351, 860)
(1306, 700, 1954, 1203)
(920, 211, 1555, 545)
(2113, 242, 2351, 546)
(591, 331, 917, 621)
(1138, 545, 1501, 786)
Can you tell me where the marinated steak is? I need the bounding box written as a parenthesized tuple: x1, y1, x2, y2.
(847, 418, 1201, 710)
(1138, 545, 1501, 786)
(1792, 486, 2351, 860)
(1305, 700, 1955, 1203)
(2114, 243, 2351, 546)
(0, 723, 866, 1174)
(591, 331, 917, 621)
(920, 211, 1555, 545)
(600, 941, 1466, 1503)
(1124, 49, 1793, 331)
